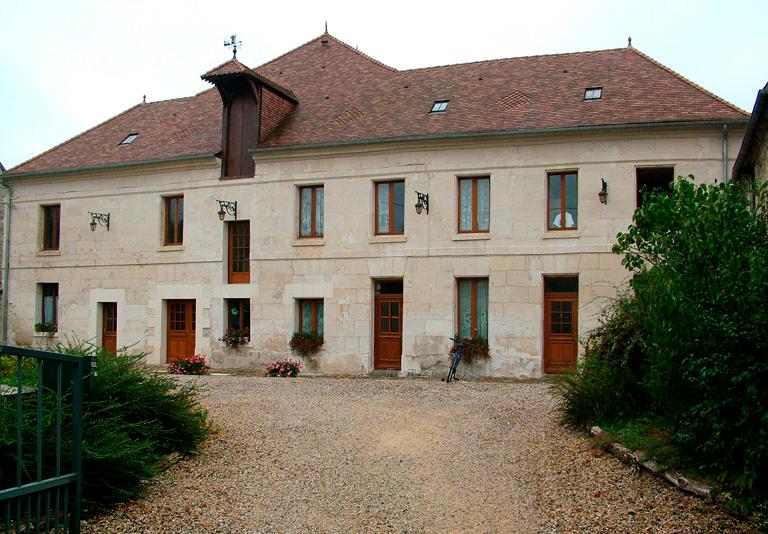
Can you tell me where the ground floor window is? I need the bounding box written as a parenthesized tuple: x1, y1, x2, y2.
(39, 283, 59, 329)
(227, 298, 250, 336)
(457, 278, 488, 339)
(298, 299, 323, 334)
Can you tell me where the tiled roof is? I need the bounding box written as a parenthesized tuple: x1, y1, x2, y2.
(8, 90, 221, 175)
(7, 33, 748, 175)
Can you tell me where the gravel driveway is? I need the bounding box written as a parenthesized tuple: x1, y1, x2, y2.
(82, 377, 750, 533)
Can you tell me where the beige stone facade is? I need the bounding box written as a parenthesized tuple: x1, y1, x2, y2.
(3, 125, 743, 376)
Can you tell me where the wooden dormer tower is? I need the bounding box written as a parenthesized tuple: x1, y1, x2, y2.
(202, 59, 297, 179)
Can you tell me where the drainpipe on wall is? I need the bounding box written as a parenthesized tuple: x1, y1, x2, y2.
(722, 124, 729, 184)
(0, 176, 12, 344)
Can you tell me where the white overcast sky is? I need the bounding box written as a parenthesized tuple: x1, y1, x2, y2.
(1, 0, 766, 170)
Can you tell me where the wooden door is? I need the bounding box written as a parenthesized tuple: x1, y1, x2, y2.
(102, 302, 117, 355)
(543, 292, 578, 373)
(167, 300, 196, 362)
(374, 294, 403, 370)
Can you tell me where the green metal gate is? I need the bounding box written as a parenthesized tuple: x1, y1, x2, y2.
(0, 345, 91, 534)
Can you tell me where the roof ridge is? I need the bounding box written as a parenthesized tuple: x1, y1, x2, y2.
(628, 47, 749, 117)
(6, 102, 144, 173)
(402, 47, 627, 73)
(257, 33, 397, 72)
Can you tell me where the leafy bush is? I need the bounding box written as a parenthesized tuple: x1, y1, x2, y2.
(0, 338, 212, 511)
(555, 177, 768, 508)
(552, 296, 648, 427)
(452, 336, 490, 365)
(289, 331, 324, 358)
(34, 322, 57, 334)
(219, 329, 248, 349)
(167, 354, 210, 375)
(265, 359, 302, 377)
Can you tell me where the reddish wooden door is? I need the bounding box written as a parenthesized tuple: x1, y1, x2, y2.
(167, 300, 196, 362)
(102, 302, 117, 355)
(543, 293, 578, 373)
(374, 294, 402, 370)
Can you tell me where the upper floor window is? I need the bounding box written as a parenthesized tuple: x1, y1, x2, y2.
(42, 205, 60, 250)
(583, 87, 602, 100)
(548, 172, 578, 230)
(164, 195, 184, 245)
(636, 167, 674, 208)
(431, 100, 449, 113)
(458, 177, 490, 233)
(298, 299, 324, 334)
(39, 283, 59, 329)
(228, 221, 250, 283)
(375, 181, 405, 235)
(299, 185, 324, 238)
(457, 278, 488, 339)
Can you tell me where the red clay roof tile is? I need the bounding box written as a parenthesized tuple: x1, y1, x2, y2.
(7, 33, 748, 176)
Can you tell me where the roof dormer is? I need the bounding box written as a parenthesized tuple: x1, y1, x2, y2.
(202, 59, 297, 179)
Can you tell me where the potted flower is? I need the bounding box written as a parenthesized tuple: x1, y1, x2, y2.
(265, 359, 302, 378)
(289, 331, 324, 358)
(452, 336, 490, 365)
(219, 328, 249, 349)
(168, 354, 211, 375)
(34, 322, 57, 336)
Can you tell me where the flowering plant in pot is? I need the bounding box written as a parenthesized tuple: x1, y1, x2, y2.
(265, 359, 302, 378)
(167, 354, 211, 375)
(289, 331, 324, 358)
(34, 322, 57, 335)
(451, 336, 490, 365)
(219, 328, 249, 349)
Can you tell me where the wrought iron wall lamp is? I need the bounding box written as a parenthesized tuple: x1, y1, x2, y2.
(414, 191, 429, 215)
(89, 212, 110, 231)
(217, 200, 237, 221)
(598, 179, 608, 204)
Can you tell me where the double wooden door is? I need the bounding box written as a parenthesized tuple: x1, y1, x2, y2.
(374, 294, 402, 370)
(167, 300, 196, 362)
(102, 302, 117, 355)
(543, 292, 578, 373)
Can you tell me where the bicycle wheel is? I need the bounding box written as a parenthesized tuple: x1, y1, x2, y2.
(446, 352, 459, 383)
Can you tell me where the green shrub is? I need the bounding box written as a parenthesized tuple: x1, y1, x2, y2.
(552, 295, 649, 427)
(0, 338, 212, 511)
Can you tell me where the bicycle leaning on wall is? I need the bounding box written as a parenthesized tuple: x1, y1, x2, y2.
(444, 337, 463, 383)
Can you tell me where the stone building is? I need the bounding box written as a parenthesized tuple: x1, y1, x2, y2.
(0, 33, 749, 376)
(733, 82, 768, 184)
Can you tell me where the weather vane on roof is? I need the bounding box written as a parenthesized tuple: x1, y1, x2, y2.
(224, 34, 242, 59)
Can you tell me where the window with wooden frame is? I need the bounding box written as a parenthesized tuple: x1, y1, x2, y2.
(42, 205, 60, 250)
(298, 299, 324, 334)
(458, 177, 490, 233)
(298, 185, 324, 238)
(457, 278, 488, 339)
(375, 180, 405, 235)
(40, 283, 59, 329)
(547, 172, 578, 230)
(226, 298, 250, 336)
(164, 195, 184, 245)
(228, 221, 250, 283)
(636, 167, 674, 208)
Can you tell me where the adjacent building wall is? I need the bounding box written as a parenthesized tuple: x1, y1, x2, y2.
(3, 126, 744, 376)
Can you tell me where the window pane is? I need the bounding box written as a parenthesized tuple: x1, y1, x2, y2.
(390, 318, 400, 332)
(315, 187, 324, 236)
(476, 279, 489, 339)
(317, 301, 324, 334)
(177, 197, 184, 242)
(43, 294, 54, 324)
(242, 301, 250, 333)
(459, 179, 473, 231)
(565, 174, 577, 228)
(549, 175, 561, 228)
(229, 302, 241, 330)
(167, 199, 176, 242)
(380, 318, 389, 332)
(458, 279, 472, 338)
(544, 277, 579, 293)
(477, 178, 490, 231)
(393, 182, 404, 233)
(301, 300, 312, 332)
(377, 182, 389, 233)
(300, 188, 312, 236)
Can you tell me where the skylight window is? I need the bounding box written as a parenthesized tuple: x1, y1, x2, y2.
(583, 87, 603, 100)
(431, 100, 449, 113)
(119, 133, 139, 145)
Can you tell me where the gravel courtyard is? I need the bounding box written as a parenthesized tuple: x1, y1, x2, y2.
(82, 377, 750, 533)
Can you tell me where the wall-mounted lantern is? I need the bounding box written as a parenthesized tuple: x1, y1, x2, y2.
(217, 200, 237, 221)
(89, 212, 110, 231)
(414, 191, 429, 215)
(598, 178, 608, 205)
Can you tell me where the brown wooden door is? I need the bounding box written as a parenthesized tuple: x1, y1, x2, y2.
(102, 302, 117, 355)
(543, 293, 578, 373)
(374, 294, 402, 370)
(167, 300, 196, 362)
